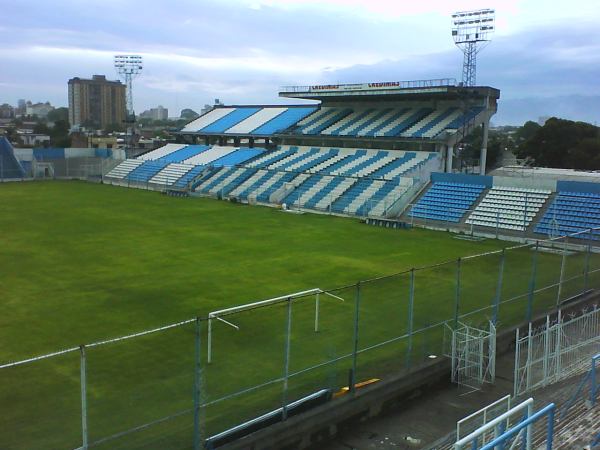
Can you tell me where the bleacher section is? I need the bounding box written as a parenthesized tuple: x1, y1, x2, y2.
(104, 159, 144, 179)
(467, 187, 551, 231)
(104, 144, 264, 188)
(0, 137, 26, 178)
(149, 163, 195, 186)
(189, 146, 436, 217)
(410, 182, 486, 223)
(535, 192, 600, 239)
(127, 160, 171, 183)
(180, 106, 317, 135)
(284, 106, 484, 139)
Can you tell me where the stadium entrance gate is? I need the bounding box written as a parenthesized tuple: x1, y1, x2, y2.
(445, 321, 497, 389)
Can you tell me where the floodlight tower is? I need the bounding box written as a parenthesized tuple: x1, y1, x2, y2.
(451, 9, 495, 86)
(114, 55, 143, 152)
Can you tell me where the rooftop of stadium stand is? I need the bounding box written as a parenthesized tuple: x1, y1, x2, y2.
(278, 79, 500, 102)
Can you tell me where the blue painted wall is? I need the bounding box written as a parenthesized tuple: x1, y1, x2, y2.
(557, 180, 600, 193)
(430, 172, 493, 187)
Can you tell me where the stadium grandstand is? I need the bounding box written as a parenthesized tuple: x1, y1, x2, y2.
(103, 78, 600, 243)
(105, 79, 506, 217)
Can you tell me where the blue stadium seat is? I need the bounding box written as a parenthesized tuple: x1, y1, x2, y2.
(160, 145, 210, 163)
(126, 160, 171, 183)
(409, 182, 486, 223)
(251, 108, 317, 135)
(200, 108, 262, 133)
(534, 191, 600, 239)
(211, 148, 264, 167)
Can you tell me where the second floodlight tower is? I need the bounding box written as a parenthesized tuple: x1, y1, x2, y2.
(452, 9, 495, 86)
(114, 54, 143, 151)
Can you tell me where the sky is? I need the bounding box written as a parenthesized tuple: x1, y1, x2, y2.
(2, 0, 600, 124)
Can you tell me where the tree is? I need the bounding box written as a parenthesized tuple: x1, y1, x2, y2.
(180, 108, 199, 119)
(514, 121, 541, 144)
(33, 123, 51, 135)
(459, 125, 502, 171)
(49, 119, 71, 147)
(516, 118, 600, 169)
(47, 107, 69, 123)
(104, 122, 125, 133)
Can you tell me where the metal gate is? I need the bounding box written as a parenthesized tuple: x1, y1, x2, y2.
(448, 321, 497, 389)
(514, 306, 600, 396)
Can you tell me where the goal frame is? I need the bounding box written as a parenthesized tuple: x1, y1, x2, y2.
(207, 287, 345, 363)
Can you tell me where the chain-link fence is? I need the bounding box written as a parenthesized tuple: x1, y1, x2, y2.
(1, 228, 599, 449)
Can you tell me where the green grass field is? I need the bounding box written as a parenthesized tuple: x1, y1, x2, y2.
(0, 181, 596, 449)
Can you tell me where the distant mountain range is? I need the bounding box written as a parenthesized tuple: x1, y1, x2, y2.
(492, 96, 600, 126)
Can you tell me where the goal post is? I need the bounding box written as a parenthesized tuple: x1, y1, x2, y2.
(207, 287, 346, 363)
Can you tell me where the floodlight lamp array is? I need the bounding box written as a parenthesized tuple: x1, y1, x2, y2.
(451, 9, 495, 44)
(114, 55, 143, 75)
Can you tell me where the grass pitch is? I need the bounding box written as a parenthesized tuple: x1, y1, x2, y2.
(0, 181, 589, 449)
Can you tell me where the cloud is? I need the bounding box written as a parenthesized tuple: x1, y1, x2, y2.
(1, 0, 599, 123)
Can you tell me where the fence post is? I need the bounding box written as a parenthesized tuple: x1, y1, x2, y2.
(350, 282, 361, 393)
(556, 237, 568, 306)
(591, 355, 598, 407)
(282, 297, 293, 418)
(80, 345, 88, 450)
(193, 318, 203, 450)
(526, 322, 533, 392)
(554, 310, 562, 380)
(527, 242, 539, 322)
(406, 269, 415, 368)
(542, 315, 550, 386)
(453, 258, 461, 329)
(513, 327, 520, 397)
(492, 249, 505, 325)
(583, 229, 592, 293)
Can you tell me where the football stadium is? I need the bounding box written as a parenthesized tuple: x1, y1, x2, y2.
(2, 15, 600, 450)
